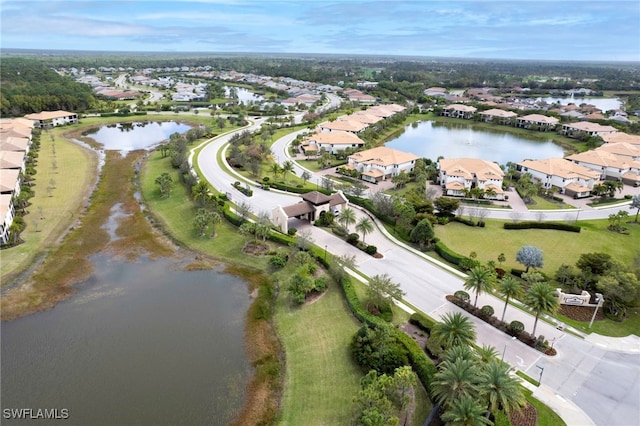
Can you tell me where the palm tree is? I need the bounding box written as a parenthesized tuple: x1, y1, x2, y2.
(432, 358, 482, 409)
(497, 276, 524, 322)
(338, 207, 356, 232)
(269, 163, 281, 181)
(191, 181, 211, 207)
(475, 345, 499, 364)
(464, 266, 494, 308)
(440, 395, 492, 426)
(431, 312, 476, 350)
(443, 345, 477, 364)
(208, 211, 222, 237)
(524, 282, 559, 336)
(281, 160, 295, 184)
(480, 360, 526, 416)
(355, 216, 374, 243)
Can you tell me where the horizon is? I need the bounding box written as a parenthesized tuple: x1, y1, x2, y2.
(1, 1, 638, 62)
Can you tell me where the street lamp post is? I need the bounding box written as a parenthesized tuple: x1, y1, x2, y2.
(501, 336, 517, 362)
(536, 365, 544, 386)
(589, 293, 604, 328)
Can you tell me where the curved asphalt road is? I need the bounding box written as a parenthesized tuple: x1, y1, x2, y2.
(195, 107, 640, 426)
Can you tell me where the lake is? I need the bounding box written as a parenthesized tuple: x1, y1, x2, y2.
(225, 86, 265, 105)
(536, 96, 622, 111)
(1, 254, 251, 426)
(83, 121, 191, 151)
(385, 121, 565, 165)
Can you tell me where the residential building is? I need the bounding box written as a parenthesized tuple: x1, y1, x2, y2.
(25, 110, 78, 128)
(271, 190, 348, 234)
(319, 119, 368, 134)
(478, 108, 517, 124)
(596, 142, 640, 161)
(347, 146, 418, 183)
(515, 114, 559, 131)
(438, 158, 505, 199)
(601, 132, 640, 146)
(517, 158, 601, 198)
(300, 131, 366, 155)
(561, 121, 618, 138)
(566, 150, 640, 182)
(441, 104, 477, 119)
(0, 193, 15, 244)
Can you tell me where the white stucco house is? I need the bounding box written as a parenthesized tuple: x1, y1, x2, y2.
(25, 110, 78, 128)
(438, 158, 505, 199)
(346, 146, 419, 183)
(300, 131, 366, 155)
(517, 158, 601, 198)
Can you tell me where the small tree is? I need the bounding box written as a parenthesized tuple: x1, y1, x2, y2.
(516, 245, 543, 272)
(497, 276, 523, 322)
(631, 194, 640, 223)
(524, 282, 559, 336)
(409, 218, 435, 249)
(366, 274, 405, 313)
(464, 266, 494, 308)
(155, 172, 173, 198)
(355, 216, 374, 244)
(338, 208, 357, 233)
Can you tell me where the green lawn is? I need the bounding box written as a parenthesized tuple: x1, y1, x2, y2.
(527, 195, 575, 210)
(522, 388, 566, 426)
(435, 218, 640, 276)
(140, 149, 269, 271)
(275, 281, 363, 425)
(1, 131, 97, 282)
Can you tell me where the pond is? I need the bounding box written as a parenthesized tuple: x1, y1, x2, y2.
(536, 96, 622, 112)
(385, 121, 565, 165)
(1, 254, 251, 426)
(83, 121, 191, 151)
(224, 86, 265, 105)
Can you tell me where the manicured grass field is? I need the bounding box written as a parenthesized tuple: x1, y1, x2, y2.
(140, 150, 270, 271)
(435, 218, 640, 276)
(527, 195, 575, 210)
(1, 131, 97, 282)
(275, 282, 362, 425)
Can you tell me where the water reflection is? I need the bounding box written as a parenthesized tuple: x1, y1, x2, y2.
(386, 121, 565, 164)
(536, 96, 621, 111)
(1, 255, 251, 426)
(84, 122, 191, 151)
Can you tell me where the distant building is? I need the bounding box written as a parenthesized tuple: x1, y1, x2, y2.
(301, 131, 366, 155)
(441, 104, 477, 119)
(25, 110, 78, 128)
(561, 121, 618, 138)
(478, 108, 518, 124)
(515, 114, 559, 131)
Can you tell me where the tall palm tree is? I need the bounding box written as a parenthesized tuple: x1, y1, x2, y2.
(480, 360, 526, 416)
(524, 282, 559, 336)
(208, 211, 222, 237)
(433, 358, 482, 409)
(431, 312, 477, 350)
(497, 276, 524, 322)
(464, 266, 494, 308)
(269, 163, 281, 181)
(355, 216, 374, 243)
(440, 395, 492, 426)
(281, 160, 295, 184)
(338, 207, 356, 233)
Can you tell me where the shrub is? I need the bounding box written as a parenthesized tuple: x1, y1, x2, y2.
(504, 221, 581, 232)
(287, 227, 297, 236)
(351, 325, 409, 374)
(480, 305, 494, 318)
(314, 276, 327, 292)
(365, 245, 377, 255)
(508, 320, 525, 336)
(269, 253, 287, 269)
(346, 233, 360, 245)
(435, 241, 466, 265)
(332, 225, 348, 237)
(453, 290, 470, 305)
(510, 268, 526, 278)
(262, 176, 270, 182)
(409, 312, 436, 333)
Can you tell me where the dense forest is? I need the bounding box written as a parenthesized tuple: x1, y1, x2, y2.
(0, 58, 99, 117)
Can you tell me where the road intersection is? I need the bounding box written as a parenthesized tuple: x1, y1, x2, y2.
(194, 117, 640, 425)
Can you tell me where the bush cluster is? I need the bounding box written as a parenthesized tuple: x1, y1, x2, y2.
(504, 221, 581, 232)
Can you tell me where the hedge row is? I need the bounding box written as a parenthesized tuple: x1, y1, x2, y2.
(269, 182, 332, 195)
(409, 312, 436, 333)
(100, 111, 148, 117)
(503, 221, 581, 232)
(339, 277, 436, 396)
(434, 241, 467, 266)
(345, 195, 395, 226)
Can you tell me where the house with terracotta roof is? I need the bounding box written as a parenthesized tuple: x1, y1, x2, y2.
(478, 108, 518, 124)
(300, 131, 366, 155)
(437, 158, 505, 199)
(441, 104, 477, 119)
(342, 89, 377, 104)
(517, 158, 601, 198)
(515, 114, 559, 131)
(561, 121, 618, 138)
(347, 146, 418, 183)
(596, 143, 640, 161)
(25, 110, 78, 128)
(566, 150, 640, 182)
(600, 132, 640, 146)
(271, 190, 348, 234)
(319, 119, 369, 134)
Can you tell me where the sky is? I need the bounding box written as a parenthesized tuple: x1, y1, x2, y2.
(1, 0, 639, 62)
